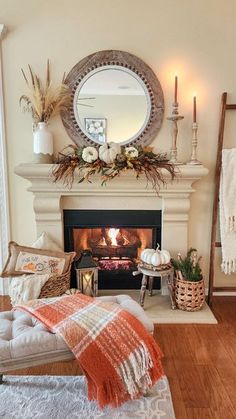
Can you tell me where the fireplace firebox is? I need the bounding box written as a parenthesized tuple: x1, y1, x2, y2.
(64, 210, 161, 289)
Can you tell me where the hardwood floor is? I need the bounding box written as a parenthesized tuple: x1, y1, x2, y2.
(1, 296, 236, 418)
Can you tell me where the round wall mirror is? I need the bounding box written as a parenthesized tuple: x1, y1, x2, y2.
(61, 50, 164, 147)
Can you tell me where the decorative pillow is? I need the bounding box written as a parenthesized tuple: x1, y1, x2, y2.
(32, 232, 63, 252)
(9, 273, 51, 305)
(0, 241, 76, 277)
(15, 252, 65, 275)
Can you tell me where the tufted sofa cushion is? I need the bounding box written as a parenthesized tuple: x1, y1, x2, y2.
(0, 311, 69, 363)
(0, 295, 153, 373)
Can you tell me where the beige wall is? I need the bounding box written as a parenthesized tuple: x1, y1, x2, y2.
(1, 0, 236, 287)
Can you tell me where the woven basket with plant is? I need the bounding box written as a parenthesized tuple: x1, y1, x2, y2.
(171, 248, 205, 311)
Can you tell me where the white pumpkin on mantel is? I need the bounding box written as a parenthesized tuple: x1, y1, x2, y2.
(99, 142, 121, 164)
(141, 245, 171, 266)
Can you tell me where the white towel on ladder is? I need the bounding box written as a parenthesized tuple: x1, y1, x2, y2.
(220, 148, 236, 273)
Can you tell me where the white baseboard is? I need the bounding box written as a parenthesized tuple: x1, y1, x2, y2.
(205, 287, 236, 297)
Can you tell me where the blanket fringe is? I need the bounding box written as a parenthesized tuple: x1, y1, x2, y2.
(87, 338, 164, 408)
(227, 216, 236, 232)
(221, 258, 236, 274)
(87, 373, 128, 408)
(119, 341, 153, 398)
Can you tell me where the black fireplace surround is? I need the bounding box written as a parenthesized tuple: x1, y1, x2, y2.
(64, 209, 162, 289)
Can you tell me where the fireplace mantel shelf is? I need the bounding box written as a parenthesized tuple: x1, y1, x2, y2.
(14, 163, 208, 255)
(15, 163, 208, 197)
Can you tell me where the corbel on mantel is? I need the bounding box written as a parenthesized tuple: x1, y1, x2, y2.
(15, 163, 208, 259)
(0, 24, 10, 295)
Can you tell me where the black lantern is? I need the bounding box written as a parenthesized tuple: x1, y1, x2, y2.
(75, 250, 98, 296)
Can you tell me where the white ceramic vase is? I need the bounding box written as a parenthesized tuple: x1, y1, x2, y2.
(33, 122, 53, 163)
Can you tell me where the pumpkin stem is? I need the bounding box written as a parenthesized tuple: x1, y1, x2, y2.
(156, 244, 160, 251)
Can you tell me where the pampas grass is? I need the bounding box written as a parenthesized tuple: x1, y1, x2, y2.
(20, 60, 71, 127)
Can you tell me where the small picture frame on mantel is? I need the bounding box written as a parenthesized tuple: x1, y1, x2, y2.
(84, 118, 107, 143)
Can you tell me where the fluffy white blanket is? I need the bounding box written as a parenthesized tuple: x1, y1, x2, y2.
(220, 149, 236, 273)
(9, 274, 50, 305)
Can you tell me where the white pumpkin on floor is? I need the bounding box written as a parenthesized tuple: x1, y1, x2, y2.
(141, 245, 171, 266)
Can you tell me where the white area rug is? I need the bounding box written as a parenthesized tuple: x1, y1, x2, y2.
(0, 375, 175, 419)
(99, 290, 218, 324)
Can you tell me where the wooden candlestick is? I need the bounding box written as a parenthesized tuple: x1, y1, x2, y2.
(187, 122, 202, 165)
(167, 101, 184, 164)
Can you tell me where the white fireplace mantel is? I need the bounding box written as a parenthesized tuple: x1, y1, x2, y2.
(15, 163, 208, 256)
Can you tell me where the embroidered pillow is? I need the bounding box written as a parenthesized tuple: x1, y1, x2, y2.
(0, 241, 76, 277)
(15, 252, 65, 275)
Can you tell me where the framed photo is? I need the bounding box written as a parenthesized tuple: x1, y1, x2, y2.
(84, 118, 107, 143)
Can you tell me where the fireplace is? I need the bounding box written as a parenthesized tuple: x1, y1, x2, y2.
(9, 163, 208, 298)
(64, 210, 161, 289)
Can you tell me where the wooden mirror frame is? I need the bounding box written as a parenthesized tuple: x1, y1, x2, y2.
(61, 50, 164, 147)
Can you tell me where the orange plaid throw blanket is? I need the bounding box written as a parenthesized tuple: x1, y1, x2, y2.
(15, 293, 164, 408)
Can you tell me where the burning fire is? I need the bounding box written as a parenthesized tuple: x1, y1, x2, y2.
(108, 228, 120, 246)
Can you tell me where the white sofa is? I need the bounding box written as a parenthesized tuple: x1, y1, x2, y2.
(0, 294, 153, 383)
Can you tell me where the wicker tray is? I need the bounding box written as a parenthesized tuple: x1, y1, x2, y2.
(175, 277, 205, 311)
(39, 269, 71, 298)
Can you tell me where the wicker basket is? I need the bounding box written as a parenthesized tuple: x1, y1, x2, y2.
(175, 277, 205, 311)
(39, 269, 71, 298)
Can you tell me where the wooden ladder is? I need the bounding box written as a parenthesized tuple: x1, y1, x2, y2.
(208, 92, 236, 305)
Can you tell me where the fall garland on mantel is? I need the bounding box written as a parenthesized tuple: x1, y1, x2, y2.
(51, 142, 177, 192)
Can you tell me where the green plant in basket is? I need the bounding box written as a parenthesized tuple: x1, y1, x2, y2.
(171, 248, 203, 282)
